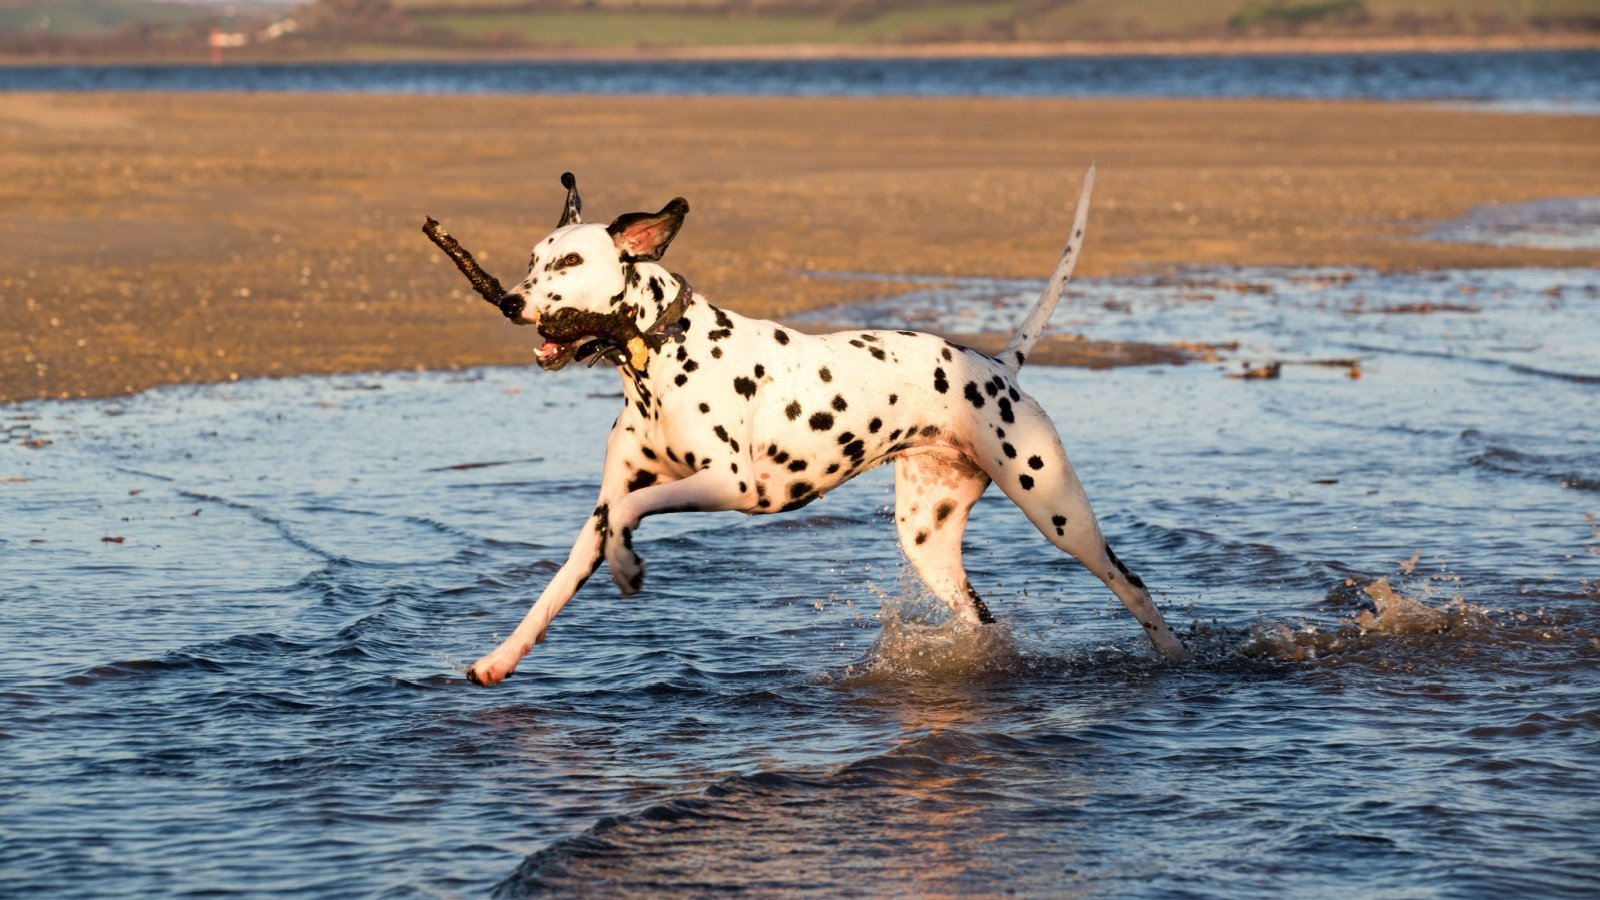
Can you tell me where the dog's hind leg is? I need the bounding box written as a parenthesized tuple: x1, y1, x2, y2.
(894, 449, 996, 625)
(974, 401, 1191, 661)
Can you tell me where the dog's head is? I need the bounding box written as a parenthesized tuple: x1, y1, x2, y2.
(504, 173, 689, 370)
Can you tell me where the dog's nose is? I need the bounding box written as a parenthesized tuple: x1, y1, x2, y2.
(497, 294, 526, 322)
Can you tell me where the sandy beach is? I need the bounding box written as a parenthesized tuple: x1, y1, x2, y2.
(1, 91, 1596, 404)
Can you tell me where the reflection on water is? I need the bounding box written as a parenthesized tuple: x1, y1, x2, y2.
(1, 266, 1597, 895)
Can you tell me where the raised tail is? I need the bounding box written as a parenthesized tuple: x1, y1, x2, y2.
(999, 165, 1095, 374)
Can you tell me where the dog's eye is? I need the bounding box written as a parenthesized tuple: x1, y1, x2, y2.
(553, 252, 583, 270)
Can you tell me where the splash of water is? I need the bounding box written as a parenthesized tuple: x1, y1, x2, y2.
(825, 576, 1027, 684)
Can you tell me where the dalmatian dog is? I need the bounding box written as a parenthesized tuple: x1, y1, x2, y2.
(464, 168, 1190, 686)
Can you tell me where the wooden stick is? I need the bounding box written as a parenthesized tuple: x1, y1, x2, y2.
(422, 216, 524, 322)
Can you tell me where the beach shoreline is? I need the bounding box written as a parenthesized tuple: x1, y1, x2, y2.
(2, 92, 1596, 405)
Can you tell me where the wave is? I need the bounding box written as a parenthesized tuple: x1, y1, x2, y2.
(1461, 430, 1600, 492)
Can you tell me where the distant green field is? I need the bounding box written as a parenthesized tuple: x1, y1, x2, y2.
(4, 0, 1593, 51)
(0, 0, 213, 36)
(404, 0, 1599, 49)
(416, 1, 1023, 47)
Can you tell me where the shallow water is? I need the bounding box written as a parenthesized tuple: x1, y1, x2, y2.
(2, 265, 1598, 895)
(1, 51, 1597, 114)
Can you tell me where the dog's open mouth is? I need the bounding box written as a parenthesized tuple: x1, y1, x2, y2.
(534, 307, 651, 371)
(534, 334, 610, 371)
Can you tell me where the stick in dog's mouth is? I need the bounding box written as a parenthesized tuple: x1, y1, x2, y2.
(422, 216, 642, 371)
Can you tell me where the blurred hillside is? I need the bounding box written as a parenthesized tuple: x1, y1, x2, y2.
(1, 0, 1595, 60)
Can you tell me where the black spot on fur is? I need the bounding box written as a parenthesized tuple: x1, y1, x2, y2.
(1019, 474, 1034, 490)
(836, 431, 855, 445)
(966, 585, 996, 624)
(809, 411, 834, 431)
(774, 329, 790, 345)
(714, 425, 730, 443)
(964, 382, 985, 409)
(1002, 443, 1016, 459)
(699, 402, 710, 414)
(733, 377, 757, 399)
(1028, 455, 1044, 470)
(711, 347, 723, 359)
(933, 368, 949, 393)
(627, 470, 658, 492)
(919, 425, 939, 438)
(941, 347, 953, 362)
(1052, 514, 1067, 527)
(786, 401, 802, 421)
(789, 481, 813, 500)
(934, 501, 954, 525)
(869, 347, 886, 361)
(819, 367, 833, 383)
(914, 530, 928, 545)
(998, 397, 1015, 424)
(779, 496, 816, 513)
(675, 374, 688, 387)
(788, 459, 808, 472)
(683, 360, 699, 373)
(832, 395, 848, 412)
(641, 447, 658, 460)
(1105, 543, 1147, 590)
(868, 417, 882, 433)
(754, 364, 765, 378)
(888, 393, 898, 405)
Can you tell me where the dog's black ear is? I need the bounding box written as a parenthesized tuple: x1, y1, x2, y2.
(557, 172, 582, 227)
(607, 198, 689, 262)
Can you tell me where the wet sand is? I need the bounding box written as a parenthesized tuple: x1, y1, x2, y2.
(1, 92, 1596, 403)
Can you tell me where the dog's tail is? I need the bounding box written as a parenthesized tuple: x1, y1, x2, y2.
(999, 165, 1095, 374)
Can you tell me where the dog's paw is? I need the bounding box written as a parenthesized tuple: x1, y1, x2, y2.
(465, 654, 517, 687)
(608, 546, 646, 597)
(606, 524, 646, 596)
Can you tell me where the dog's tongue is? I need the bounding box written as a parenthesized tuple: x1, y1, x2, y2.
(538, 340, 561, 359)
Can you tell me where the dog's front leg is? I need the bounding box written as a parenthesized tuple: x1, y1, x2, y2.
(465, 507, 607, 686)
(603, 469, 749, 596)
(466, 426, 645, 687)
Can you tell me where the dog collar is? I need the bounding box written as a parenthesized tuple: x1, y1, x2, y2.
(580, 273, 693, 370)
(646, 273, 693, 338)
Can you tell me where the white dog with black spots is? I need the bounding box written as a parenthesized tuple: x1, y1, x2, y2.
(464, 168, 1190, 686)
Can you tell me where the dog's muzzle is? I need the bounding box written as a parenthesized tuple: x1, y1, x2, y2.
(497, 293, 527, 322)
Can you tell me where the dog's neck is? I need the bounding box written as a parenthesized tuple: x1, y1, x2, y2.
(593, 261, 694, 374)
(616, 261, 691, 335)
